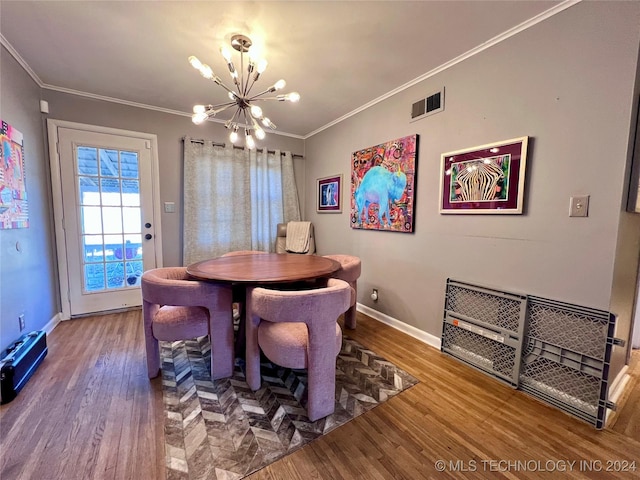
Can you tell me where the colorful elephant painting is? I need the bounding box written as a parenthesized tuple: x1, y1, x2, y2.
(355, 166, 407, 227)
(351, 134, 418, 232)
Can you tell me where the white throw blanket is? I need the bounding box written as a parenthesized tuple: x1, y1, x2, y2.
(285, 221, 311, 253)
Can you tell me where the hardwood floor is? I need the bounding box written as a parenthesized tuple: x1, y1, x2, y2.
(1, 309, 639, 479)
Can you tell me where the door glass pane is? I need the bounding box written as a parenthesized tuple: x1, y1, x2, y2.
(122, 180, 140, 206)
(125, 260, 143, 286)
(79, 177, 100, 205)
(82, 206, 102, 234)
(124, 234, 142, 259)
(83, 235, 104, 263)
(77, 145, 142, 294)
(100, 178, 121, 206)
(106, 262, 125, 289)
(99, 149, 119, 177)
(104, 234, 123, 261)
(102, 207, 123, 234)
(123, 207, 141, 233)
(120, 151, 139, 178)
(77, 146, 98, 176)
(85, 264, 105, 291)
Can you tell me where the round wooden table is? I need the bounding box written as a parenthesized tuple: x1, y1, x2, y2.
(186, 253, 341, 284)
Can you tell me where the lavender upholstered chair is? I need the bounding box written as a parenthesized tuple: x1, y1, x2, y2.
(246, 278, 352, 421)
(141, 267, 234, 380)
(323, 255, 361, 329)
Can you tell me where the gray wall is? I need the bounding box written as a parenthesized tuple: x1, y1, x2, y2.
(304, 2, 640, 378)
(0, 48, 58, 350)
(43, 91, 306, 268)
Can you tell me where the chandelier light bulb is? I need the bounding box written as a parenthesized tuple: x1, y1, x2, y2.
(256, 59, 268, 74)
(220, 45, 233, 63)
(246, 131, 256, 150)
(193, 105, 206, 114)
(192, 112, 208, 124)
(255, 127, 266, 140)
(199, 64, 213, 80)
(261, 117, 276, 129)
(287, 92, 300, 102)
(250, 105, 263, 118)
(274, 79, 286, 90)
(188, 56, 202, 70)
(228, 92, 236, 101)
(229, 128, 239, 144)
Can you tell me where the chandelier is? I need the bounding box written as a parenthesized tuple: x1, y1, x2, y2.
(189, 34, 300, 149)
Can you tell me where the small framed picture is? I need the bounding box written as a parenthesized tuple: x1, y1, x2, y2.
(317, 174, 342, 213)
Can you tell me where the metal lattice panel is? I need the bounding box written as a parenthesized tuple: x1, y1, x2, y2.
(527, 300, 608, 359)
(446, 284, 522, 332)
(520, 357, 600, 413)
(519, 296, 616, 428)
(442, 323, 517, 379)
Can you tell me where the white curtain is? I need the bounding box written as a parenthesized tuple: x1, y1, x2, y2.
(183, 138, 301, 264)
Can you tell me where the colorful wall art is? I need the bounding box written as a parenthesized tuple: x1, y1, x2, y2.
(351, 134, 418, 232)
(317, 174, 342, 213)
(439, 137, 528, 214)
(0, 120, 29, 229)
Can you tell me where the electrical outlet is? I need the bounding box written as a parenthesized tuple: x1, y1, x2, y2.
(18, 314, 25, 331)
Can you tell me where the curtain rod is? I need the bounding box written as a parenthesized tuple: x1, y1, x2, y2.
(183, 137, 304, 159)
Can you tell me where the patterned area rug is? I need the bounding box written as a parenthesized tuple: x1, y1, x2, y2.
(161, 336, 419, 480)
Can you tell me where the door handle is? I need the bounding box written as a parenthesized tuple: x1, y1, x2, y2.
(145, 234, 153, 240)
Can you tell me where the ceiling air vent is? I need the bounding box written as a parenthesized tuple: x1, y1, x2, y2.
(410, 88, 444, 122)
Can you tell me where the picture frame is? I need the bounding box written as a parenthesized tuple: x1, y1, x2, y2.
(0, 120, 29, 229)
(317, 174, 342, 213)
(350, 134, 418, 232)
(439, 136, 529, 214)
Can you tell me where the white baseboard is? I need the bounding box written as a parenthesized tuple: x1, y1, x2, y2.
(606, 366, 630, 427)
(608, 366, 630, 404)
(356, 303, 441, 350)
(42, 312, 63, 335)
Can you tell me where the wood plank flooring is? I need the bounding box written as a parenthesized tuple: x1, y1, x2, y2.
(1, 309, 638, 479)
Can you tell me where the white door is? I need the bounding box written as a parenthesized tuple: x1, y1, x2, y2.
(54, 125, 160, 316)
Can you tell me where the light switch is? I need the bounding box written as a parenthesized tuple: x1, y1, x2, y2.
(569, 195, 589, 217)
(164, 202, 176, 213)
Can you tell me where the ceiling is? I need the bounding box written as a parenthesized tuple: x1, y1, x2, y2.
(0, 1, 564, 139)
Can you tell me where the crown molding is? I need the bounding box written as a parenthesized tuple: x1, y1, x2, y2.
(0, 33, 44, 87)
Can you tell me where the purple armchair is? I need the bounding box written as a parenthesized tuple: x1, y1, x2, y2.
(245, 278, 352, 421)
(141, 267, 234, 380)
(323, 255, 361, 329)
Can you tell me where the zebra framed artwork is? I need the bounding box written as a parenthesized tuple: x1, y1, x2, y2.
(439, 136, 529, 214)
